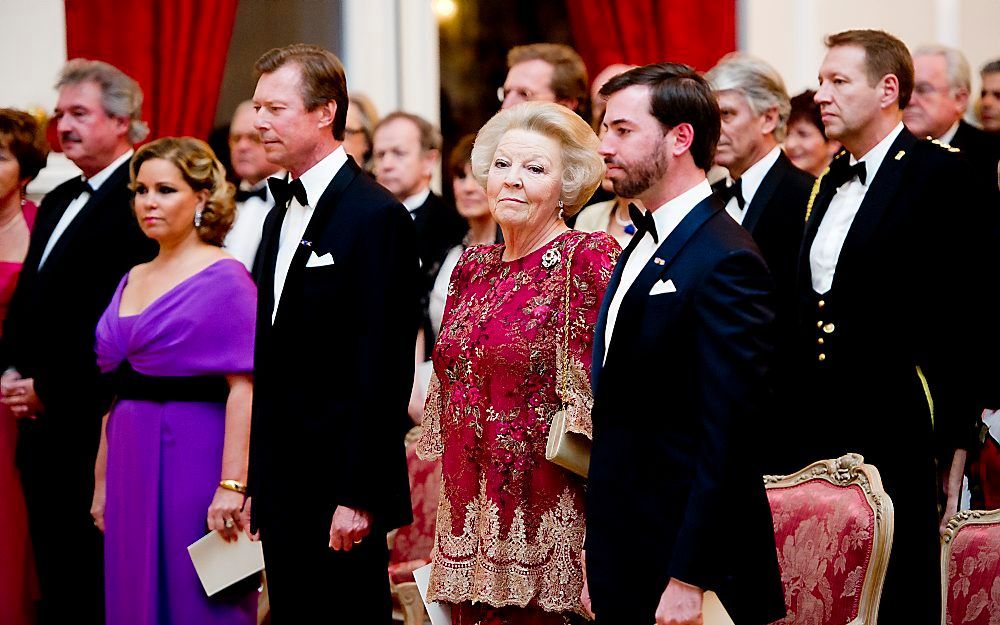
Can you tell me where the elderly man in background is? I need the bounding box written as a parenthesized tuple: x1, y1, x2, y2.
(224, 100, 282, 269)
(0, 59, 156, 625)
(906, 44, 1000, 192)
(373, 111, 465, 357)
(500, 42, 590, 120)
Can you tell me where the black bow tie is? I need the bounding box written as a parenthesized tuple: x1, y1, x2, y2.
(267, 177, 308, 209)
(69, 177, 94, 200)
(627, 202, 658, 243)
(826, 158, 867, 190)
(715, 178, 746, 210)
(235, 185, 268, 203)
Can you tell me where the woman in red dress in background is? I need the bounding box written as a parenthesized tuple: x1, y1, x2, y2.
(418, 103, 619, 624)
(0, 108, 49, 625)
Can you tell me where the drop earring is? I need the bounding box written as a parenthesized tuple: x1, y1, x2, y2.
(194, 209, 203, 227)
(557, 200, 565, 220)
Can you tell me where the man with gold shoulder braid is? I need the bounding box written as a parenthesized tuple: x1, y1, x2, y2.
(775, 29, 997, 624)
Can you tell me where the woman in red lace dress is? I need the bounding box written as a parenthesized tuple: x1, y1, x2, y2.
(0, 108, 48, 625)
(418, 102, 619, 624)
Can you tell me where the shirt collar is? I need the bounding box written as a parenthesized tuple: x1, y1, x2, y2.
(402, 187, 431, 213)
(293, 146, 348, 207)
(938, 120, 960, 144)
(850, 121, 905, 180)
(734, 145, 782, 207)
(645, 178, 713, 242)
(85, 149, 133, 191)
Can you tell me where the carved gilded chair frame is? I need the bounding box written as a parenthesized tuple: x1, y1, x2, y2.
(940, 507, 1000, 625)
(763, 453, 895, 625)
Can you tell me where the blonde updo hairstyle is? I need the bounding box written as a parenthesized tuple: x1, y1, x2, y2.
(130, 137, 236, 246)
(470, 102, 603, 217)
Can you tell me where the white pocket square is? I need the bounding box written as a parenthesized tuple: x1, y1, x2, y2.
(649, 278, 677, 296)
(305, 251, 335, 268)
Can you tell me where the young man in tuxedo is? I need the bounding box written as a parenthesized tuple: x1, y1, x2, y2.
(0, 59, 156, 625)
(584, 63, 784, 625)
(246, 44, 420, 624)
(780, 29, 997, 623)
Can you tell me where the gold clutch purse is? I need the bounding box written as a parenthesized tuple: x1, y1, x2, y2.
(545, 408, 591, 477)
(543, 238, 591, 478)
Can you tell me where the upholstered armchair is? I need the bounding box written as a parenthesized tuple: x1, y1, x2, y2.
(764, 453, 894, 625)
(389, 425, 442, 624)
(941, 508, 1000, 625)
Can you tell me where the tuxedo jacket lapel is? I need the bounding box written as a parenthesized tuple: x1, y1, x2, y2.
(743, 151, 790, 234)
(592, 237, 637, 394)
(797, 150, 849, 291)
(603, 195, 722, 372)
(39, 163, 130, 273)
(829, 130, 915, 291)
(271, 158, 362, 326)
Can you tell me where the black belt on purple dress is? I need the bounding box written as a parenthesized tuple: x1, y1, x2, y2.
(112, 361, 229, 403)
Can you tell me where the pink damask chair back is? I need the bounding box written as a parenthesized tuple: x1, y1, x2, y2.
(941, 508, 1000, 625)
(764, 453, 894, 625)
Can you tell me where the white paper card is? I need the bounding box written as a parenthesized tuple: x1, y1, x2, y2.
(187, 531, 265, 596)
(704, 590, 735, 625)
(413, 563, 452, 625)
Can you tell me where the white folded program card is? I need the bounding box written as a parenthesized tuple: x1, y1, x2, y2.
(412, 563, 452, 625)
(704, 590, 735, 625)
(187, 531, 265, 596)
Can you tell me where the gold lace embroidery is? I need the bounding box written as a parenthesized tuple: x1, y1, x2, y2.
(417, 373, 445, 461)
(427, 483, 586, 614)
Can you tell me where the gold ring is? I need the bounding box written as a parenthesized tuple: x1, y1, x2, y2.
(353, 539, 362, 544)
(224, 518, 235, 529)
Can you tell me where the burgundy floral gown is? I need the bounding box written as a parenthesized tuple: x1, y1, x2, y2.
(419, 229, 619, 623)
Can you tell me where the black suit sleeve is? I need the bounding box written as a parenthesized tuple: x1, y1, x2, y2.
(336, 201, 421, 517)
(668, 249, 775, 590)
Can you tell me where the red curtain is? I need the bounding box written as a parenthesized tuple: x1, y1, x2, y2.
(64, 0, 239, 141)
(566, 0, 737, 78)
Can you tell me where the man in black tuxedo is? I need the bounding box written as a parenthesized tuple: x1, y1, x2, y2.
(372, 111, 465, 354)
(585, 63, 784, 625)
(0, 59, 155, 625)
(779, 30, 996, 623)
(706, 53, 813, 331)
(905, 45, 1000, 195)
(246, 44, 420, 624)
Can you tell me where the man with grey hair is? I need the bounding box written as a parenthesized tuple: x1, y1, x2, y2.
(0, 58, 155, 625)
(906, 45, 1000, 190)
(706, 52, 813, 362)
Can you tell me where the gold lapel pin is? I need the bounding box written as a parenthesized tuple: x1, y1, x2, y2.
(894, 150, 905, 160)
(653, 257, 665, 266)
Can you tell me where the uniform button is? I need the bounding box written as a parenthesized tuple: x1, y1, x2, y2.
(818, 300, 826, 309)
(817, 338, 824, 345)
(823, 323, 836, 334)
(817, 320, 824, 328)
(818, 353, 826, 361)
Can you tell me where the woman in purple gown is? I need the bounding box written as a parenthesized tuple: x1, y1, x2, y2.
(92, 137, 257, 625)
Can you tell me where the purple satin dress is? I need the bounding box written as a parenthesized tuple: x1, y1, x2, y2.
(95, 259, 257, 625)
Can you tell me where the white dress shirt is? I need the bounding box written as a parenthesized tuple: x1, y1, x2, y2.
(603, 179, 713, 362)
(401, 187, 431, 218)
(225, 179, 274, 270)
(809, 122, 905, 294)
(38, 150, 134, 268)
(723, 146, 781, 224)
(272, 146, 348, 323)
